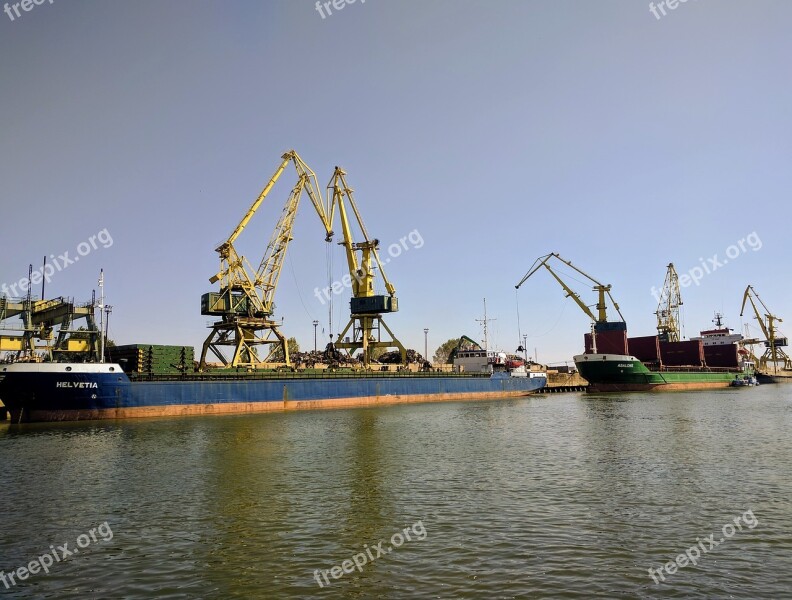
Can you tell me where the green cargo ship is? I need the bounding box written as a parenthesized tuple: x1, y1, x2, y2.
(574, 352, 752, 392)
(574, 319, 756, 392)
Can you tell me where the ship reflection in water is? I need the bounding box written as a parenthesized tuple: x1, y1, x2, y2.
(0, 387, 790, 598)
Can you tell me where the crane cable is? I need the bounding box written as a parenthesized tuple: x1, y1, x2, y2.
(529, 302, 568, 338)
(515, 288, 522, 346)
(287, 252, 314, 321)
(326, 239, 333, 345)
(516, 282, 568, 339)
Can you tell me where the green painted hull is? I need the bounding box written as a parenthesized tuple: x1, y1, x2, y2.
(574, 354, 750, 392)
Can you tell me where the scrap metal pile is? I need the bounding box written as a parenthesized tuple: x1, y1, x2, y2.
(289, 344, 426, 368)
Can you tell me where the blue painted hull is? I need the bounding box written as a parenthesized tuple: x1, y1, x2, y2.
(0, 364, 547, 422)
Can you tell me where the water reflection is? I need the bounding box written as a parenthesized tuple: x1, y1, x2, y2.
(0, 388, 790, 599)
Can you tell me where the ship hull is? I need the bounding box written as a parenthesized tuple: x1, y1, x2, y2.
(574, 353, 749, 393)
(0, 363, 547, 423)
(757, 372, 792, 384)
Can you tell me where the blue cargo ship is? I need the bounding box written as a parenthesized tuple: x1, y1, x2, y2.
(0, 362, 546, 422)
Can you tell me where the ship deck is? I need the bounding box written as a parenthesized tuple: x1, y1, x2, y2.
(126, 369, 501, 382)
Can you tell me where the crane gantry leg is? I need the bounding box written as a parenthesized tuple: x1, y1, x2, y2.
(334, 313, 406, 366)
(199, 317, 289, 369)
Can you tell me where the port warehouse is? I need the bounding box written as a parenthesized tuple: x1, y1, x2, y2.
(584, 329, 742, 369)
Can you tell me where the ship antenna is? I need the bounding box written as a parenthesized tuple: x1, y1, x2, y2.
(26, 264, 32, 304)
(475, 298, 496, 351)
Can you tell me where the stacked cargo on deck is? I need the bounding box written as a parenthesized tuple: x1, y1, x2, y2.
(660, 340, 705, 367)
(702, 344, 740, 368)
(626, 335, 739, 368)
(627, 335, 661, 363)
(109, 344, 195, 374)
(584, 322, 629, 355)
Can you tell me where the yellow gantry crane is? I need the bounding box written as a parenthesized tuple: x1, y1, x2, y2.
(515, 252, 625, 326)
(199, 151, 406, 370)
(655, 263, 682, 342)
(0, 295, 99, 360)
(200, 151, 334, 369)
(326, 167, 406, 366)
(739, 285, 791, 373)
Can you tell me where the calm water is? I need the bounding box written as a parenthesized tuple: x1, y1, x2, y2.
(1, 387, 791, 599)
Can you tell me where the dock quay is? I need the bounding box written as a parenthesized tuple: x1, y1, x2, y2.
(544, 371, 588, 393)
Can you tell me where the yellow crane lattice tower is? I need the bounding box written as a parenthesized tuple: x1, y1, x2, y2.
(199, 151, 333, 369)
(655, 263, 682, 342)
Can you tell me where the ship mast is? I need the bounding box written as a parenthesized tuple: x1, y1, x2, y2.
(98, 269, 105, 364)
(476, 298, 496, 351)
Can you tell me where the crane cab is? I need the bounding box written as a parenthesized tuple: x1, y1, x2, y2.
(350, 295, 398, 315)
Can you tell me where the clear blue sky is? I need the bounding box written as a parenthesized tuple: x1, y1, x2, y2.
(1, 0, 790, 364)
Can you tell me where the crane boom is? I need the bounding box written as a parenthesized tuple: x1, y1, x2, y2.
(330, 168, 396, 297)
(253, 177, 307, 316)
(254, 152, 335, 316)
(287, 151, 334, 237)
(515, 252, 624, 324)
(223, 156, 291, 249)
(740, 285, 773, 340)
